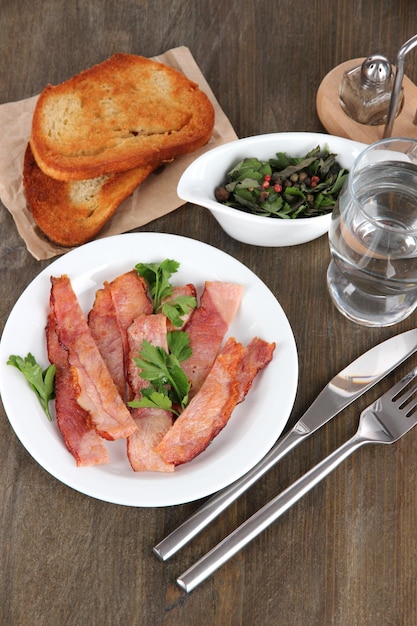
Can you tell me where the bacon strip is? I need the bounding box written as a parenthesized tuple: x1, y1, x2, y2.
(128, 407, 174, 472)
(155, 337, 244, 465)
(88, 283, 125, 398)
(236, 337, 276, 403)
(181, 282, 244, 397)
(126, 313, 174, 472)
(50, 275, 137, 441)
(108, 270, 153, 400)
(46, 313, 109, 466)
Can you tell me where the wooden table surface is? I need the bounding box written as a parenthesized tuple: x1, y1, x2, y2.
(1, 2, 417, 624)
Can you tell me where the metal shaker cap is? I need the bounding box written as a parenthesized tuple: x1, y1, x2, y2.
(361, 55, 392, 84)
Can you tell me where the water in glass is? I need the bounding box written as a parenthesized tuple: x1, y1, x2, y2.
(327, 138, 417, 326)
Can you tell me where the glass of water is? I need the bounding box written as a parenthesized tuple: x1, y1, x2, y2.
(327, 137, 417, 327)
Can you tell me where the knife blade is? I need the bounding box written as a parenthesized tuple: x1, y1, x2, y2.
(153, 328, 417, 561)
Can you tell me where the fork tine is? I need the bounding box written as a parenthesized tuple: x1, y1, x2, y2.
(386, 367, 417, 404)
(396, 380, 417, 405)
(398, 384, 417, 416)
(403, 400, 417, 418)
(370, 367, 417, 442)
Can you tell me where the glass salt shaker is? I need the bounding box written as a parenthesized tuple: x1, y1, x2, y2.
(339, 55, 404, 125)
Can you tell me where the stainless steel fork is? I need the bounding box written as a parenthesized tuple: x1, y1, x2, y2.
(176, 366, 417, 592)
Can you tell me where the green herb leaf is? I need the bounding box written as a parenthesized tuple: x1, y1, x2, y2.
(135, 259, 179, 309)
(161, 295, 197, 329)
(327, 169, 348, 195)
(130, 337, 191, 414)
(135, 259, 196, 327)
(129, 389, 177, 414)
(167, 331, 193, 362)
(7, 353, 56, 421)
(269, 156, 316, 179)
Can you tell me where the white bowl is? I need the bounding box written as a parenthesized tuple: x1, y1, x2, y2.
(178, 132, 366, 246)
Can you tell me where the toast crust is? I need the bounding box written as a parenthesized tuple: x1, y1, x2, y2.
(23, 144, 159, 247)
(30, 53, 215, 181)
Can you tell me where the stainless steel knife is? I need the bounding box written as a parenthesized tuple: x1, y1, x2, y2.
(153, 328, 417, 561)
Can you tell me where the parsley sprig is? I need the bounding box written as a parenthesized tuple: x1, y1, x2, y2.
(128, 331, 192, 416)
(135, 259, 196, 327)
(7, 353, 56, 421)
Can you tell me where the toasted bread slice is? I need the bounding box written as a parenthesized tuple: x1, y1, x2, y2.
(23, 144, 159, 247)
(29, 53, 215, 181)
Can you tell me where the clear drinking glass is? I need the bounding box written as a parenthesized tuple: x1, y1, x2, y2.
(327, 137, 417, 327)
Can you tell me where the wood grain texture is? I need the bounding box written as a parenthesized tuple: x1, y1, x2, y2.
(317, 58, 417, 143)
(1, 1, 417, 625)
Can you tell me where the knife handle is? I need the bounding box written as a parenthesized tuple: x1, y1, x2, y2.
(153, 425, 307, 561)
(176, 433, 363, 592)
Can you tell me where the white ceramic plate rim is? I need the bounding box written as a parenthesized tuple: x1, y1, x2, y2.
(177, 132, 367, 224)
(0, 233, 298, 507)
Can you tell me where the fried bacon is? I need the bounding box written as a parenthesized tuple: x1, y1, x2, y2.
(236, 337, 276, 403)
(46, 313, 109, 466)
(108, 270, 153, 400)
(50, 275, 137, 441)
(156, 336, 276, 466)
(181, 281, 243, 397)
(88, 271, 153, 401)
(128, 407, 174, 472)
(45, 270, 275, 472)
(88, 283, 125, 398)
(126, 313, 174, 472)
(155, 337, 244, 465)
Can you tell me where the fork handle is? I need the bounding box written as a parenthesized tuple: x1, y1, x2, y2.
(153, 426, 307, 561)
(177, 433, 367, 593)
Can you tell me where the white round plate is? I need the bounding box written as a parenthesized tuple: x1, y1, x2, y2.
(0, 233, 298, 507)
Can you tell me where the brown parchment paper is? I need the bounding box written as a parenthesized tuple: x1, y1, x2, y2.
(0, 46, 238, 260)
